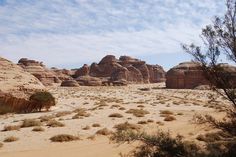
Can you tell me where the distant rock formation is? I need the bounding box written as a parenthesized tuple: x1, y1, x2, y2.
(166, 62, 208, 89)
(51, 67, 73, 81)
(76, 75, 102, 86)
(61, 80, 79, 87)
(166, 62, 236, 89)
(18, 58, 61, 86)
(0, 57, 45, 113)
(75, 55, 166, 85)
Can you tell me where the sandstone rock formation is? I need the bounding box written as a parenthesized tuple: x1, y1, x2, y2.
(76, 76, 102, 86)
(166, 62, 209, 89)
(0, 57, 45, 113)
(61, 80, 79, 87)
(18, 58, 61, 86)
(75, 55, 166, 85)
(51, 68, 73, 81)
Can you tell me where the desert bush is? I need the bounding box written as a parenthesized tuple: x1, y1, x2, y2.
(72, 108, 90, 119)
(96, 128, 113, 135)
(92, 123, 101, 127)
(21, 119, 42, 128)
(109, 113, 123, 118)
(32, 126, 45, 132)
(4, 136, 19, 142)
(55, 111, 72, 117)
(82, 125, 90, 130)
(138, 88, 150, 91)
(0, 142, 3, 148)
(27, 91, 55, 112)
(137, 121, 147, 125)
(160, 110, 174, 115)
(39, 115, 55, 122)
(46, 119, 65, 127)
(2, 125, 20, 131)
(50, 134, 79, 142)
(126, 109, 149, 117)
(114, 122, 140, 132)
(164, 115, 176, 121)
(110, 130, 202, 157)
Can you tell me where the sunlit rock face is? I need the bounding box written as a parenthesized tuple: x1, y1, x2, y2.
(75, 55, 166, 85)
(18, 58, 61, 86)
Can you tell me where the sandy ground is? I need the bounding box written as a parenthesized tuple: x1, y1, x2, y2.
(0, 83, 229, 157)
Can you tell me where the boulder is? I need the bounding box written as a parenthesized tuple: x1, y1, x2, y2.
(0, 57, 45, 113)
(18, 58, 61, 86)
(74, 64, 90, 78)
(61, 80, 79, 87)
(147, 64, 166, 83)
(166, 62, 208, 89)
(76, 76, 102, 86)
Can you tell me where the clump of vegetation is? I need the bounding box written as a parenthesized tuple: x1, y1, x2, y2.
(92, 123, 101, 127)
(27, 91, 56, 112)
(55, 111, 72, 117)
(138, 88, 150, 91)
(0, 142, 3, 148)
(96, 128, 113, 136)
(2, 125, 20, 131)
(126, 109, 149, 117)
(164, 115, 176, 121)
(46, 119, 65, 127)
(32, 126, 45, 132)
(108, 113, 123, 118)
(137, 121, 148, 125)
(3, 136, 19, 142)
(72, 108, 90, 119)
(50, 134, 80, 142)
(82, 125, 90, 130)
(110, 130, 201, 157)
(21, 119, 42, 128)
(39, 115, 55, 122)
(160, 110, 174, 115)
(114, 122, 140, 132)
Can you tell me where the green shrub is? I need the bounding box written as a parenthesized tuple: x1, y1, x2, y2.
(28, 91, 55, 112)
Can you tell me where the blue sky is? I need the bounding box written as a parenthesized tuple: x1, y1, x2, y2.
(0, 0, 224, 70)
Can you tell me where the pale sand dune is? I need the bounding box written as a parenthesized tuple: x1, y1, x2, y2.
(0, 83, 229, 157)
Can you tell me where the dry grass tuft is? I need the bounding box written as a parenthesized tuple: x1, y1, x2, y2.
(2, 125, 20, 131)
(21, 119, 42, 128)
(114, 122, 140, 131)
(50, 134, 80, 142)
(137, 120, 148, 125)
(164, 115, 176, 121)
(92, 123, 101, 127)
(108, 113, 123, 118)
(0, 143, 3, 148)
(82, 125, 90, 130)
(46, 120, 65, 127)
(96, 128, 113, 135)
(3, 136, 19, 142)
(126, 109, 149, 117)
(32, 126, 45, 132)
(72, 108, 90, 119)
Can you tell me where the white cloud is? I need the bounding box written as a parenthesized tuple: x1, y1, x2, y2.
(0, 0, 225, 68)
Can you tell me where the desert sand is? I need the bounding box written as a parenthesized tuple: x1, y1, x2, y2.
(0, 83, 229, 157)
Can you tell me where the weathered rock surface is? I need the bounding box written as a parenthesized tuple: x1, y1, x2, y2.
(76, 55, 166, 85)
(0, 57, 45, 113)
(166, 62, 209, 89)
(76, 76, 102, 86)
(61, 80, 79, 87)
(51, 68, 73, 81)
(18, 58, 60, 86)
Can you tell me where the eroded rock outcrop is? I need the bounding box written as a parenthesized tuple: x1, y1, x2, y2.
(76, 76, 102, 86)
(166, 62, 209, 89)
(75, 55, 166, 85)
(51, 68, 73, 81)
(18, 58, 60, 86)
(0, 57, 45, 113)
(61, 80, 79, 87)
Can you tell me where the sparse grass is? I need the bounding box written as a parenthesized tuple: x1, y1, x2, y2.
(96, 128, 113, 135)
(3, 136, 19, 142)
(114, 122, 140, 131)
(126, 109, 149, 117)
(137, 105, 144, 108)
(50, 134, 80, 142)
(87, 135, 96, 140)
(156, 121, 164, 125)
(147, 119, 154, 123)
(2, 125, 20, 131)
(0, 143, 3, 148)
(39, 115, 55, 122)
(72, 108, 90, 119)
(82, 125, 90, 130)
(21, 119, 42, 128)
(160, 110, 174, 115)
(109, 113, 123, 118)
(119, 107, 126, 110)
(137, 121, 148, 125)
(196, 132, 224, 142)
(92, 123, 101, 127)
(164, 115, 176, 121)
(55, 111, 72, 117)
(46, 119, 65, 127)
(138, 88, 150, 91)
(32, 126, 45, 132)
